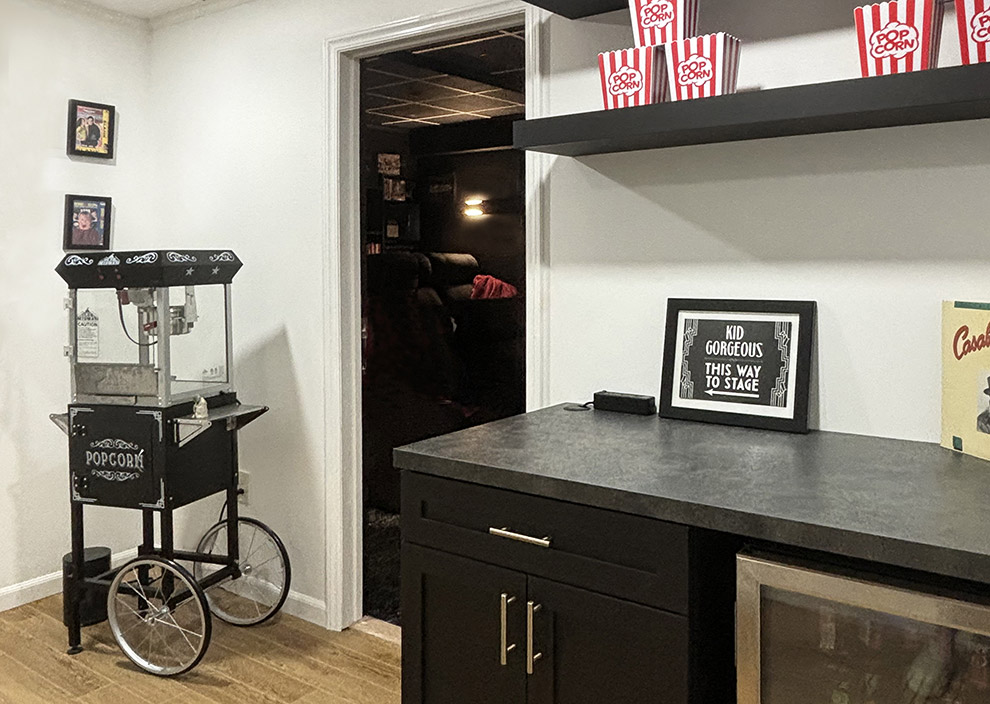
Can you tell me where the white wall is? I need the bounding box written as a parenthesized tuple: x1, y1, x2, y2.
(0, 0, 153, 606)
(146, 0, 504, 625)
(544, 5, 990, 442)
(4, 0, 988, 622)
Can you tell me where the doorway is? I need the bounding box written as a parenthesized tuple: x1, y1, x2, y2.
(359, 27, 527, 625)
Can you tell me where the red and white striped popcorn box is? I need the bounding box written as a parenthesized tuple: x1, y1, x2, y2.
(628, 0, 700, 47)
(598, 46, 670, 110)
(664, 33, 741, 102)
(854, 1, 945, 77)
(955, 0, 990, 64)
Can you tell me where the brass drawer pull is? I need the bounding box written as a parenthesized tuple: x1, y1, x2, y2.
(489, 527, 551, 549)
(500, 593, 517, 666)
(527, 601, 542, 675)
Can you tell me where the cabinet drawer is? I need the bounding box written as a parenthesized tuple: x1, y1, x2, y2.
(401, 472, 689, 614)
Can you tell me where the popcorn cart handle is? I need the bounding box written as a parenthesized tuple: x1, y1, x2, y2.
(173, 403, 269, 447)
(50, 413, 70, 436)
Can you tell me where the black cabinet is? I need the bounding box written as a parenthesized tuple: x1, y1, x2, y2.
(526, 577, 689, 704)
(402, 543, 689, 704)
(402, 544, 526, 704)
(400, 472, 736, 704)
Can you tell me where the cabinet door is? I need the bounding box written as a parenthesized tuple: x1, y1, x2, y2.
(526, 577, 689, 704)
(402, 543, 528, 704)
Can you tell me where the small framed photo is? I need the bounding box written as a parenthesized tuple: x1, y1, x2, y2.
(64, 195, 111, 251)
(67, 99, 116, 159)
(383, 178, 406, 202)
(660, 298, 816, 433)
(377, 153, 401, 176)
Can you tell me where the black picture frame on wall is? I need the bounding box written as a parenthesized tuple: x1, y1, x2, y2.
(64, 194, 112, 252)
(659, 298, 816, 433)
(67, 99, 116, 159)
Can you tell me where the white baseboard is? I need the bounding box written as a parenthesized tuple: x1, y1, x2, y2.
(0, 551, 329, 632)
(280, 590, 329, 628)
(0, 548, 138, 614)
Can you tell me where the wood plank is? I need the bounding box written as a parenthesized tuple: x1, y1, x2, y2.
(173, 672, 287, 704)
(239, 619, 399, 692)
(350, 618, 400, 647)
(213, 622, 397, 704)
(78, 683, 156, 704)
(0, 603, 36, 624)
(0, 654, 80, 704)
(296, 689, 367, 704)
(0, 617, 109, 698)
(277, 616, 401, 671)
(161, 690, 220, 704)
(25, 594, 64, 622)
(197, 642, 314, 702)
(331, 629, 402, 670)
(0, 595, 401, 704)
(18, 603, 200, 701)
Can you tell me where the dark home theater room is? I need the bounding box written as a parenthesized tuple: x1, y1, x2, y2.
(359, 27, 527, 624)
(8, 0, 990, 702)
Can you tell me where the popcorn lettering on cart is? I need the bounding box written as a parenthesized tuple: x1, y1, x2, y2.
(598, 46, 670, 109)
(628, 0, 700, 47)
(854, 1, 945, 77)
(665, 33, 741, 102)
(955, 0, 990, 65)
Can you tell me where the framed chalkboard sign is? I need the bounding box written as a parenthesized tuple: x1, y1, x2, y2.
(660, 299, 816, 433)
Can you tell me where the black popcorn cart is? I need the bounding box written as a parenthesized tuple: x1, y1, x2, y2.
(50, 250, 290, 676)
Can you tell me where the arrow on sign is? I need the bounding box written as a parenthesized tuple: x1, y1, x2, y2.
(705, 389, 759, 399)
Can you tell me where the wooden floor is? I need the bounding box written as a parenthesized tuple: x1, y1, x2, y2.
(0, 595, 400, 704)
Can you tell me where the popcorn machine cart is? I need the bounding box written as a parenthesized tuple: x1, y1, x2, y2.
(50, 250, 290, 676)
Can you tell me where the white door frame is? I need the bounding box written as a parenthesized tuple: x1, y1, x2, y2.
(323, 1, 550, 631)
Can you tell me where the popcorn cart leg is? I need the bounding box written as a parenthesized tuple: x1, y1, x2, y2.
(226, 471, 240, 564)
(227, 433, 241, 564)
(160, 509, 176, 601)
(66, 502, 84, 655)
(140, 509, 154, 556)
(137, 510, 155, 613)
(161, 509, 174, 560)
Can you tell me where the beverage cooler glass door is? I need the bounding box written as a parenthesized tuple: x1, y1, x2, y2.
(737, 555, 990, 704)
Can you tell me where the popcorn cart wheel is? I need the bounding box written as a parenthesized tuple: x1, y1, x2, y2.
(193, 516, 291, 626)
(51, 250, 291, 677)
(107, 557, 212, 676)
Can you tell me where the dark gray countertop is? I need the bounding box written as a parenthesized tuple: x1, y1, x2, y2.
(394, 405, 990, 585)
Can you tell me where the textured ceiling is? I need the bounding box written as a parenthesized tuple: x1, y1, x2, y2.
(362, 28, 525, 131)
(84, 0, 214, 19)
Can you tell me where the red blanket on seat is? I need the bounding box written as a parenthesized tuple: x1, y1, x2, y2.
(471, 274, 518, 300)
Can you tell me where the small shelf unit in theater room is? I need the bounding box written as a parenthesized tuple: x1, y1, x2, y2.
(515, 1, 990, 157)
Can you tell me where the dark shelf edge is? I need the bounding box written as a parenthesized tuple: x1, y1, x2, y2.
(514, 63, 990, 156)
(524, 0, 626, 19)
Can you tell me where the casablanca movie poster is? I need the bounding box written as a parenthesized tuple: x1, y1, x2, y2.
(942, 301, 990, 462)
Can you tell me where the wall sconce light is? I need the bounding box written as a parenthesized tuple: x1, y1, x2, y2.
(463, 207, 485, 218)
(464, 197, 484, 206)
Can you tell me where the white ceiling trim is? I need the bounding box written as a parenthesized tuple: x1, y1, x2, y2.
(37, 0, 149, 30)
(150, 0, 256, 29)
(33, 0, 254, 29)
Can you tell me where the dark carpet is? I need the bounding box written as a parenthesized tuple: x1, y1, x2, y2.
(363, 509, 401, 625)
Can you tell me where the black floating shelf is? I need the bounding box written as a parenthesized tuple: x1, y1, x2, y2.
(514, 63, 990, 157)
(525, 0, 625, 18)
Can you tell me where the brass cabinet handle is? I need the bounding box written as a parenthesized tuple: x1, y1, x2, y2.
(489, 527, 551, 549)
(500, 593, 517, 666)
(527, 601, 543, 675)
